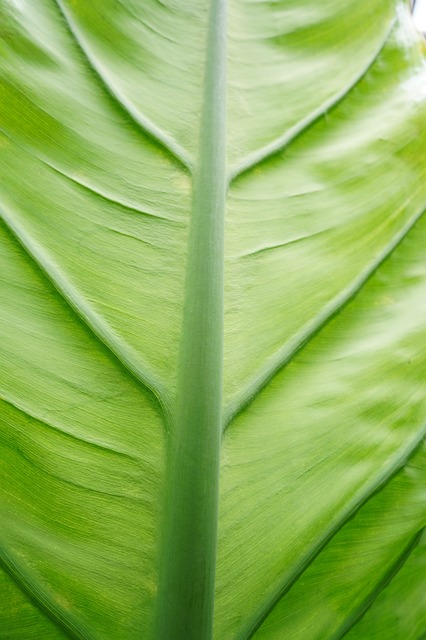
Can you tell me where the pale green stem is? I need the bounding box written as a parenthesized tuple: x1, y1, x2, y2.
(154, 1, 227, 638)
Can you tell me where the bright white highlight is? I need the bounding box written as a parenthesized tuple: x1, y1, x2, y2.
(413, 0, 426, 31)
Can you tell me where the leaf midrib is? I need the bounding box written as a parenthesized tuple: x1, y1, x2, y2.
(153, 1, 227, 638)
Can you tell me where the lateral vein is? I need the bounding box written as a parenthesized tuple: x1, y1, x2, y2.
(228, 18, 396, 184)
(0, 208, 172, 426)
(51, 0, 192, 171)
(224, 202, 426, 430)
(240, 429, 426, 640)
(334, 528, 425, 640)
(0, 550, 94, 640)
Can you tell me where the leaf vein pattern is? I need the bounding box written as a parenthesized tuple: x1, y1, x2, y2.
(224, 203, 426, 429)
(0, 551, 92, 640)
(3, 438, 139, 501)
(0, 210, 172, 425)
(44, 162, 181, 223)
(227, 18, 396, 183)
(240, 429, 426, 640)
(0, 395, 139, 462)
(335, 529, 425, 640)
(50, 0, 192, 171)
(115, 0, 179, 45)
(0, 126, 178, 222)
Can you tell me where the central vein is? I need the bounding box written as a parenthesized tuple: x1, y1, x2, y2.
(154, 1, 227, 638)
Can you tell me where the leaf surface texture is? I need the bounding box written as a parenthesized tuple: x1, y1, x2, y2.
(1, 0, 426, 638)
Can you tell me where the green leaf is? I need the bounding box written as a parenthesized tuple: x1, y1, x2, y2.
(1, 0, 426, 639)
